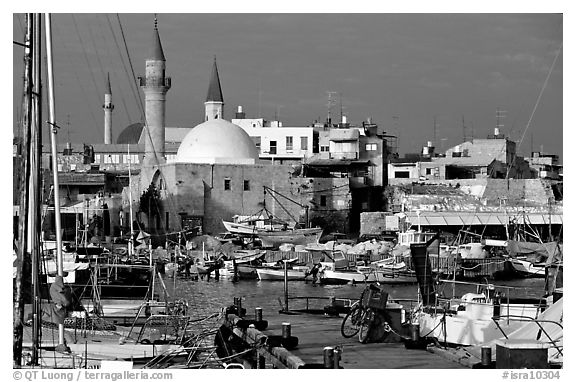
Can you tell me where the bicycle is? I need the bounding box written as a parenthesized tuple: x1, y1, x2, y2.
(340, 283, 385, 341)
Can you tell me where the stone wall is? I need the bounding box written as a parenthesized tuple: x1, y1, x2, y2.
(136, 162, 352, 235)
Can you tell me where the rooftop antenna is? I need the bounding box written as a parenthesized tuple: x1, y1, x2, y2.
(258, 80, 262, 118)
(66, 113, 71, 143)
(433, 115, 438, 146)
(462, 115, 467, 142)
(339, 92, 345, 122)
(393, 115, 400, 154)
(496, 107, 507, 136)
(326, 91, 337, 125)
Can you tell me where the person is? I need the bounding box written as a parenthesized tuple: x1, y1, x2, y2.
(309, 263, 322, 284)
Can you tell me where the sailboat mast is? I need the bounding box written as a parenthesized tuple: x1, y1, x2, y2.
(29, 12, 43, 365)
(13, 12, 34, 368)
(128, 144, 135, 257)
(45, 13, 66, 348)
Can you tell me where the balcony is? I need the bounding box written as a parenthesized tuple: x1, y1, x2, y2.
(330, 152, 358, 160)
(349, 176, 372, 188)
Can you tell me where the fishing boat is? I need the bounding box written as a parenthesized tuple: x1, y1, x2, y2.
(319, 256, 416, 285)
(256, 259, 310, 281)
(505, 240, 561, 278)
(258, 226, 323, 248)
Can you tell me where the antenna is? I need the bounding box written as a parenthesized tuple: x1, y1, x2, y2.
(496, 107, 507, 136)
(462, 115, 466, 142)
(433, 116, 438, 146)
(258, 80, 262, 118)
(339, 92, 345, 123)
(393, 115, 400, 155)
(326, 91, 338, 125)
(66, 113, 71, 143)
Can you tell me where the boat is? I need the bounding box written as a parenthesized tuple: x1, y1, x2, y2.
(13, 14, 196, 368)
(256, 259, 310, 281)
(258, 226, 323, 248)
(409, 235, 553, 347)
(319, 256, 416, 285)
(505, 240, 561, 278)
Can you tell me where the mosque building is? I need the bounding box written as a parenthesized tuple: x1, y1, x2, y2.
(126, 20, 352, 236)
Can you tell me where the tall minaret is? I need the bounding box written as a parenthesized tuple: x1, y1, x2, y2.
(205, 57, 224, 121)
(139, 16, 171, 164)
(103, 73, 114, 144)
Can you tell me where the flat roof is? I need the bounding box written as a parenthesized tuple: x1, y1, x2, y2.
(404, 211, 563, 226)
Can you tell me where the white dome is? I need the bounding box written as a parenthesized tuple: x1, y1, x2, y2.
(176, 119, 259, 164)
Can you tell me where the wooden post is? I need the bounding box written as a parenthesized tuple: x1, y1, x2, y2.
(411, 323, 420, 342)
(283, 260, 289, 311)
(255, 307, 263, 322)
(481, 345, 492, 367)
(282, 323, 291, 339)
(333, 347, 341, 369)
(323, 347, 334, 368)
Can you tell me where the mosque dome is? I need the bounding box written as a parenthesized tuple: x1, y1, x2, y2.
(116, 122, 144, 144)
(176, 119, 259, 164)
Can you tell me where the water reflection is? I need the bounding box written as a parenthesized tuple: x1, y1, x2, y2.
(163, 276, 545, 318)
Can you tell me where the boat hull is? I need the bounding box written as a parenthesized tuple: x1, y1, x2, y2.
(258, 227, 323, 248)
(256, 267, 308, 281)
(319, 269, 416, 285)
(509, 258, 547, 277)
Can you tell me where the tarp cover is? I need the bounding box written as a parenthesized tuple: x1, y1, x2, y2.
(506, 241, 562, 264)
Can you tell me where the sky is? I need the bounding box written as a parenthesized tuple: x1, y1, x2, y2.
(11, 9, 564, 162)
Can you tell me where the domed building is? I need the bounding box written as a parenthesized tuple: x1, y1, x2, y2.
(176, 119, 259, 165)
(131, 48, 321, 235)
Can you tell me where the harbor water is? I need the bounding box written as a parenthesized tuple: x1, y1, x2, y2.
(164, 276, 547, 318)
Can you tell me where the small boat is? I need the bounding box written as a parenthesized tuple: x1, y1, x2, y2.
(258, 227, 323, 248)
(508, 257, 547, 277)
(319, 258, 416, 285)
(256, 261, 309, 281)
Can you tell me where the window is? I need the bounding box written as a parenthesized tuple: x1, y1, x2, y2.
(94, 154, 101, 163)
(224, 179, 231, 190)
(320, 195, 327, 207)
(243, 180, 250, 191)
(286, 136, 293, 151)
(270, 141, 277, 155)
(104, 154, 120, 164)
(365, 143, 377, 151)
(123, 154, 139, 164)
(252, 137, 261, 153)
(320, 146, 329, 152)
(300, 136, 308, 151)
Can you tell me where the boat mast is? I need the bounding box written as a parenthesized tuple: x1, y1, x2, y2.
(13, 13, 34, 368)
(128, 144, 135, 257)
(29, 12, 43, 365)
(45, 13, 68, 351)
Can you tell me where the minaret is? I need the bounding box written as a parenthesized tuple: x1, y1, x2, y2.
(103, 73, 114, 144)
(205, 57, 224, 121)
(138, 17, 171, 164)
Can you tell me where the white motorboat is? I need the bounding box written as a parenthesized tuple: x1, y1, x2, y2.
(416, 283, 546, 346)
(256, 265, 309, 281)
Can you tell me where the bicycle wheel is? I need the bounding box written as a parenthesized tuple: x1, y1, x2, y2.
(358, 308, 374, 344)
(340, 305, 362, 338)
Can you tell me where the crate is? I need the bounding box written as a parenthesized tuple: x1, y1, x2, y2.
(362, 288, 388, 311)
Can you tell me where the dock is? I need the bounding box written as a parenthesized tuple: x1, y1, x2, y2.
(222, 305, 466, 369)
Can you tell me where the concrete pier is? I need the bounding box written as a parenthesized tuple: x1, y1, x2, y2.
(223, 310, 465, 369)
